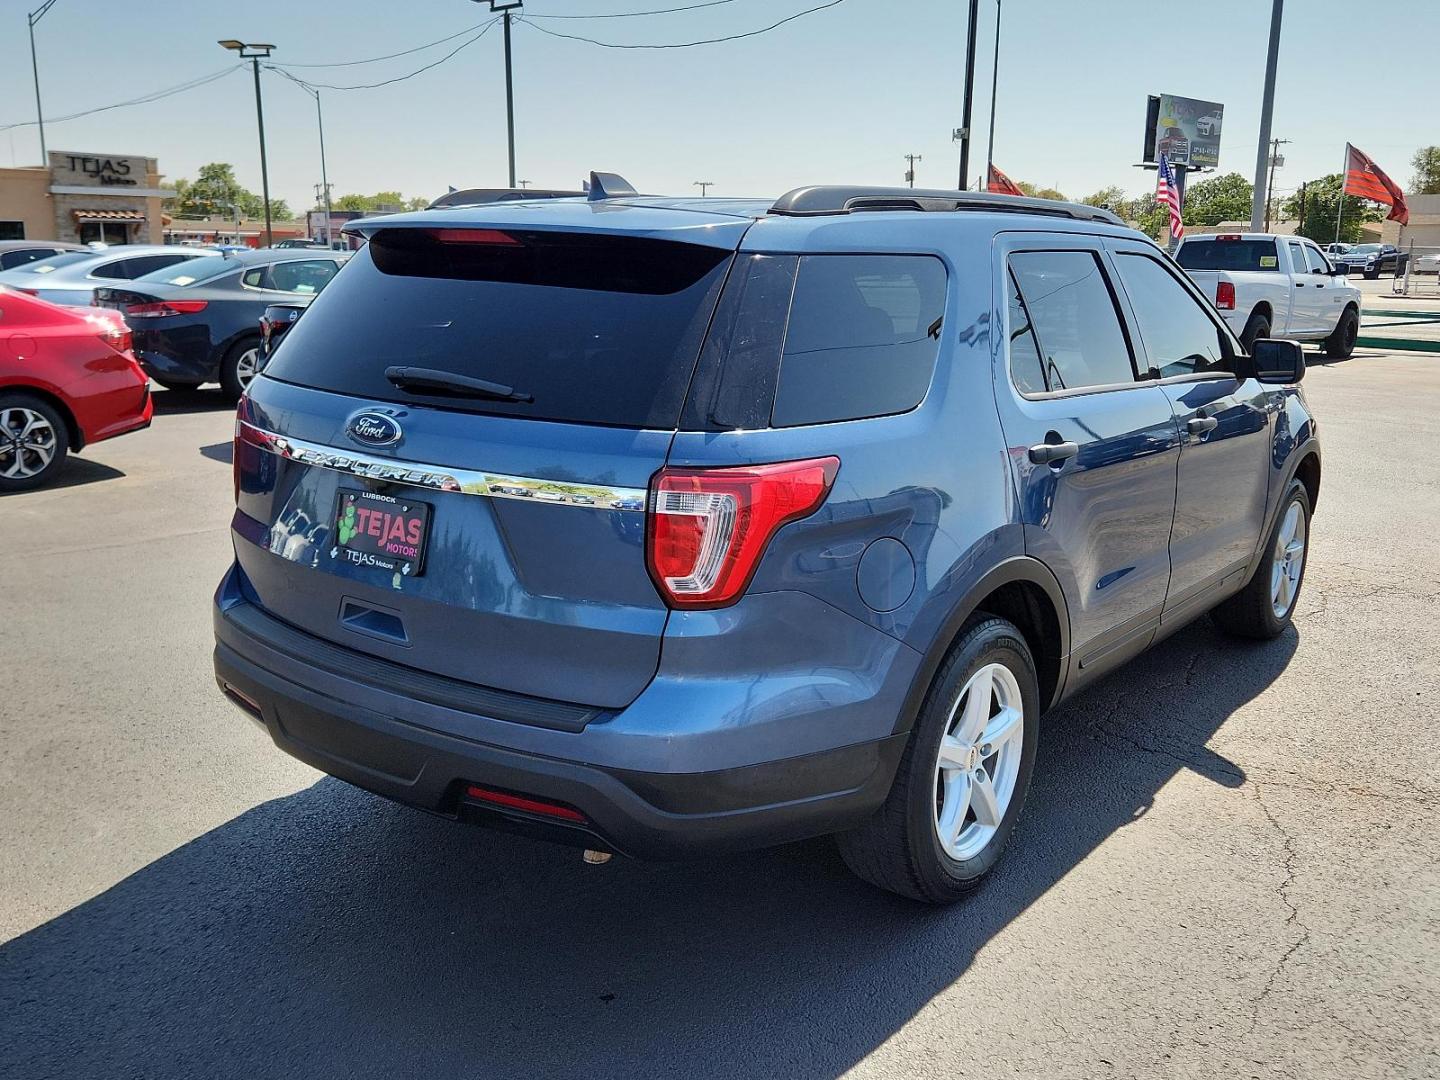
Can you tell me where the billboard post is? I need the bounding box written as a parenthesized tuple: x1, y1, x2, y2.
(1250, 0, 1285, 231)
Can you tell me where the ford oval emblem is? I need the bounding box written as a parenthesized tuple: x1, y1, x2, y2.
(346, 412, 402, 447)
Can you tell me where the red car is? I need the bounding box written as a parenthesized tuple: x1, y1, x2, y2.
(0, 285, 152, 491)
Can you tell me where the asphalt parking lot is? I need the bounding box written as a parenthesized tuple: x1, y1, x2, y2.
(2, 352, 1437, 1080)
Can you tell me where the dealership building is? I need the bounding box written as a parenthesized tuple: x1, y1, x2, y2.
(0, 151, 171, 245)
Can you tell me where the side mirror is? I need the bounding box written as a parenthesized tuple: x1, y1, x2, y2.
(1251, 338, 1306, 384)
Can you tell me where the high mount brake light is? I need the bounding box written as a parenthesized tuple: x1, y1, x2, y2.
(646, 457, 840, 610)
(1215, 281, 1236, 310)
(125, 300, 208, 318)
(429, 229, 521, 245)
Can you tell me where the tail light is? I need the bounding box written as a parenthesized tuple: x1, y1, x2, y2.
(464, 785, 587, 823)
(429, 228, 520, 245)
(125, 300, 208, 318)
(97, 324, 133, 354)
(646, 457, 839, 609)
(1215, 281, 1236, 310)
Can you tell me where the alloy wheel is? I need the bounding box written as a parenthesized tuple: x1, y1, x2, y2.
(933, 662, 1026, 862)
(235, 347, 260, 389)
(0, 406, 58, 480)
(1270, 500, 1307, 618)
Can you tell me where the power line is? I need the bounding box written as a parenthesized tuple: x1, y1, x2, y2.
(528, 0, 739, 18)
(0, 65, 243, 132)
(277, 21, 490, 67)
(516, 0, 848, 48)
(267, 21, 500, 91)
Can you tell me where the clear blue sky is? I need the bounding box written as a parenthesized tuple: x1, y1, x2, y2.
(2, 0, 1436, 211)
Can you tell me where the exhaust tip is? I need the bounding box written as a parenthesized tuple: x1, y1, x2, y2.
(582, 849, 613, 866)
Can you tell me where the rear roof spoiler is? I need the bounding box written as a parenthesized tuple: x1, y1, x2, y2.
(769, 185, 1125, 225)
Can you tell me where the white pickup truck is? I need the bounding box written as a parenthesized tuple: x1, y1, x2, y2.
(1174, 232, 1361, 358)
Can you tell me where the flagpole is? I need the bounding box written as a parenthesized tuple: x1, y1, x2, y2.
(1334, 146, 1346, 244)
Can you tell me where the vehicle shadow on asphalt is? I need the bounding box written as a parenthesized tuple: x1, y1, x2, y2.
(0, 455, 124, 496)
(0, 619, 1295, 1080)
(199, 441, 233, 465)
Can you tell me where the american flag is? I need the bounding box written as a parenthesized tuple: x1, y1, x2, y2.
(1157, 153, 1184, 241)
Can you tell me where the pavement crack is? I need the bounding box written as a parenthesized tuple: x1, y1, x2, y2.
(1244, 783, 1312, 1036)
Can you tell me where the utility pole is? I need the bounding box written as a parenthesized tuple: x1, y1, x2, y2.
(693, 181, 714, 197)
(517, 179, 530, 188)
(984, 0, 1002, 189)
(27, 1, 59, 165)
(1297, 181, 1307, 233)
(474, 1, 523, 187)
(1250, 0, 1284, 231)
(313, 182, 334, 246)
(1263, 137, 1289, 231)
(957, 0, 980, 189)
(219, 40, 277, 248)
(904, 154, 923, 189)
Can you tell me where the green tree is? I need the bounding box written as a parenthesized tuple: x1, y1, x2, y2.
(1281, 174, 1384, 245)
(1127, 193, 1169, 240)
(1180, 172, 1252, 227)
(167, 162, 290, 220)
(1015, 180, 1067, 201)
(333, 190, 418, 212)
(406, 195, 431, 211)
(1080, 185, 1127, 212)
(1411, 146, 1440, 194)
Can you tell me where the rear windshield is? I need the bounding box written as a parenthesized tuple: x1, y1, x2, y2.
(262, 229, 732, 428)
(134, 254, 237, 286)
(13, 251, 94, 275)
(1176, 239, 1279, 272)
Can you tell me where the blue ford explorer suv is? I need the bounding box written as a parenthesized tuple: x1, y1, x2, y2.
(214, 178, 1319, 903)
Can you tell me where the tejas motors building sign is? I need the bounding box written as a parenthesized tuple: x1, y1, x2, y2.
(50, 152, 146, 188)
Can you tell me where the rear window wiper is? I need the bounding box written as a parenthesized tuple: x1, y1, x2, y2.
(384, 366, 533, 403)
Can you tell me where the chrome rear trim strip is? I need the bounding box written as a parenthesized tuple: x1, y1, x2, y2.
(237, 421, 647, 512)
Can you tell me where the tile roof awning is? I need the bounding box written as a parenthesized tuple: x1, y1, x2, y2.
(72, 208, 146, 223)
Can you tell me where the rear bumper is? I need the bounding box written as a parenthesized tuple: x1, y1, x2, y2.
(213, 584, 908, 860)
(133, 324, 216, 383)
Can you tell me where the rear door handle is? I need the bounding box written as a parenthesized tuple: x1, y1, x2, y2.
(1187, 416, 1219, 435)
(1029, 441, 1079, 465)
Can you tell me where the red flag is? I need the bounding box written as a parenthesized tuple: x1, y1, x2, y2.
(987, 164, 1025, 197)
(1343, 144, 1409, 225)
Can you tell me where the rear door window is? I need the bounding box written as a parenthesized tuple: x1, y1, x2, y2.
(269, 259, 339, 294)
(1009, 250, 1136, 391)
(262, 229, 732, 429)
(772, 254, 946, 427)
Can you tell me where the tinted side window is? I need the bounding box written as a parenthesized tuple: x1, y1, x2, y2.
(1114, 253, 1227, 377)
(242, 267, 268, 289)
(89, 260, 129, 280)
(118, 254, 192, 279)
(1009, 250, 1134, 391)
(270, 259, 338, 294)
(772, 254, 946, 427)
(1287, 241, 1309, 275)
(1006, 270, 1046, 395)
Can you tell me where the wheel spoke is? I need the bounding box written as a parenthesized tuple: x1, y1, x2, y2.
(937, 734, 971, 772)
(951, 670, 994, 743)
(980, 706, 1023, 752)
(970, 772, 1002, 827)
(938, 773, 972, 843)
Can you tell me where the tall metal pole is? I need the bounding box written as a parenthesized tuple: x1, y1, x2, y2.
(503, 10, 516, 187)
(984, 0, 1002, 189)
(314, 90, 333, 248)
(957, 0, 980, 189)
(1249, 0, 1284, 231)
(1334, 144, 1349, 245)
(251, 57, 273, 248)
(27, 1, 58, 165)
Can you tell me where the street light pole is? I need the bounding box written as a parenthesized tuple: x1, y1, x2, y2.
(27, 0, 58, 165)
(474, 1, 523, 187)
(693, 181, 714, 197)
(957, 0, 980, 189)
(219, 40, 277, 248)
(1249, 0, 1284, 231)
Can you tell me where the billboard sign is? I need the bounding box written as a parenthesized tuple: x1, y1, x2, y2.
(1142, 94, 1224, 169)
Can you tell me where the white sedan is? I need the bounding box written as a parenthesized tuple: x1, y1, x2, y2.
(1415, 252, 1440, 275)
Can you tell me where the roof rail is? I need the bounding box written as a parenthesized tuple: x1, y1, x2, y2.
(768, 186, 1125, 225)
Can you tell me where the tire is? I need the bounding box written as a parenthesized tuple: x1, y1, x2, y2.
(1324, 306, 1359, 359)
(0, 393, 69, 492)
(150, 376, 203, 391)
(1211, 479, 1311, 640)
(1363, 267, 1379, 280)
(836, 616, 1040, 904)
(1240, 311, 1271, 353)
(219, 336, 262, 400)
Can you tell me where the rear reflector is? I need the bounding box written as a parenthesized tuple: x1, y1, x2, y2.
(429, 229, 521, 245)
(125, 300, 209, 318)
(465, 785, 587, 823)
(1215, 281, 1236, 310)
(646, 456, 840, 609)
